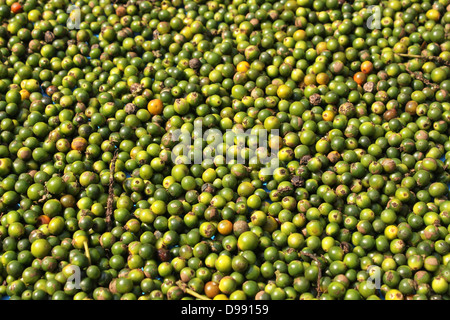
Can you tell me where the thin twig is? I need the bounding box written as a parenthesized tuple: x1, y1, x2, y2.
(404, 64, 440, 90)
(83, 240, 91, 265)
(38, 183, 51, 203)
(177, 281, 211, 300)
(396, 53, 450, 67)
(185, 288, 211, 300)
(106, 147, 119, 231)
(301, 251, 323, 298)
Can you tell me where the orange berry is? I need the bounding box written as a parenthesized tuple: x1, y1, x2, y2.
(316, 72, 330, 85)
(217, 220, 233, 235)
(353, 71, 367, 85)
(71, 137, 88, 151)
(204, 281, 220, 299)
(361, 61, 373, 74)
(147, 98, 164, 115)
(36, 215, 51, 226)
(236, 61, 250, 73)
(19, 89, 30, 100)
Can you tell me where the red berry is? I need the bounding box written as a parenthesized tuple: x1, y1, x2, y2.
(11, 2, 22, 13)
